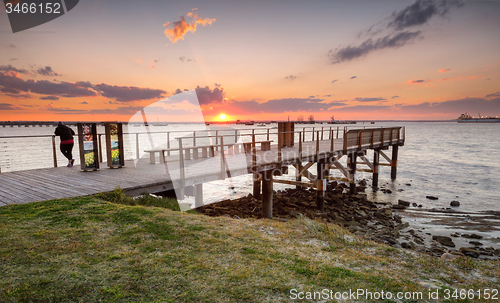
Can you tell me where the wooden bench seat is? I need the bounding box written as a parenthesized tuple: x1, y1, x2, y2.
(144, 140, 273, 164)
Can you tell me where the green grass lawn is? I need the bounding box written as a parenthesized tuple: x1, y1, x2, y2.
(0, 191, 498, 302)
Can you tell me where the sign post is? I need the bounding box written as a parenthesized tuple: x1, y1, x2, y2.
(77, 123, 99, 171)
(104, 122, 125, 168)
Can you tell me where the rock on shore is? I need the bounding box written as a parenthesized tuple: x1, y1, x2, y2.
(195, 180, 499, 260)
(197, 181, 409, 249)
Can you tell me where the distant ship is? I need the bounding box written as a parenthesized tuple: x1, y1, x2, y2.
(456, 113, 500, 123)
(329, 116, 356, 124)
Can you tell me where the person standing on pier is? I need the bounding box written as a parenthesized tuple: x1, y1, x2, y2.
(55, 122, 75, 167)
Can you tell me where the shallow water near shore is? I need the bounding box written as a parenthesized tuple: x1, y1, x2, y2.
(1, 121, 500, 248)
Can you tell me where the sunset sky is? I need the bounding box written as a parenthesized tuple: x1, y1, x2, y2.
(0, 0, 499, 122)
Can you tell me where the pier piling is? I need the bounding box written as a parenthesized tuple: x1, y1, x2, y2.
(316, 159, 325, 211)
(348, 152, 357, 195)
(253, 173, 262, 199)
(391, 145, 398, 180)
(195, 184, 203, 208)
(262, 170, 273, 218)
(373, 149, 380, 187)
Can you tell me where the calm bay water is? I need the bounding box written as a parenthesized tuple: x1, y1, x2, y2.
(1, 122, 499, 214)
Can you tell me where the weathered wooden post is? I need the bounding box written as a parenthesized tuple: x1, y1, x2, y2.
(52, 135, 58, 167)
(316, 131, 320, 156)
(220, 136, 225, 180)
(136, 133, 140, 159)
(296, 132, 302, 189)
(98, 134, 103, 163)
(348, 152, 357, 195)
(167, 132, 170, 156)
(215, 130, 219, 153)
(252, 133, 261, 199)
(178, 138, 185, 199)
(373, 149, 380, 187)
(262, 169, 273, 218)
(330, 129, 334, 152)
(195, 184, 203, 208)
(391, 145, 398, 180)
(253, 173, 261, 199)
(316, 159, 325, 211)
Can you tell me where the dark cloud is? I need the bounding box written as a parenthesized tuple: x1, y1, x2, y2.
(486, 92, 500, 98)
(36, 66, 61, 77)
(9, 58, 18, 61)
(388, 0, 462, 31)
(329, 31, 421, 64)
(328, 1, 463, 65)
(4, 93, 31, 99)
(0, 103, 22, 110)
(222, 98, 346, 114)
(75, 81, 93, 88)
(195, 85, 225, 105)
(331, 79, 338, 83)
(408, 79, 427, 84)
(333, 104, 392, 113)
(93, 84, 166, 102)
(354, 97, 387, 102)
(81, 101, 88, 104)
(392, 95, 400, 99)
(179, 56, 186, 62)
(0, 65, 29, 74)
(7, 44, 16, 48)
(350, 76, 357, 79)
(0, 72, 97, 97)
(284, 75, 297, 80)
(40, 96, 59, 100)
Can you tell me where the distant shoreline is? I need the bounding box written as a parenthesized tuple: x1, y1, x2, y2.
(0, 120, 459, 125)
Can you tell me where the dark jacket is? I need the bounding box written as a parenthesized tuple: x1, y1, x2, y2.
(55, 124, 75, 141)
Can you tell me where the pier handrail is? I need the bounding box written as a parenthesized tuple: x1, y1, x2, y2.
(0, 124, 400, 172)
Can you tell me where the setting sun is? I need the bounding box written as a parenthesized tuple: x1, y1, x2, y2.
(219, 114, 226, 120)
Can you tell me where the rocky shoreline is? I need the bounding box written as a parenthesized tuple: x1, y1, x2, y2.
(196, 180, 500, 260)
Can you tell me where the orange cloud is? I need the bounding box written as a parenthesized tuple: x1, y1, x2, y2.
(438, 68, 450, 73)
(163, 10, 215, 43)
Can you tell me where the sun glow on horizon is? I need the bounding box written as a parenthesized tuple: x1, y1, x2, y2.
(219, 113, 226, 120)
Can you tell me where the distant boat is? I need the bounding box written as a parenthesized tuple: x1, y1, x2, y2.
(329, 116, 356, 124)
(256, 123, 266, 126)
(456, 112, 500, 123)
(245, 121, 255, 125)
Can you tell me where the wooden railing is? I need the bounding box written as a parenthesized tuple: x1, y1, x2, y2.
(0, 125, 402, 173)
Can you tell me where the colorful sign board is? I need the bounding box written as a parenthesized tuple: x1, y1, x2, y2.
(77, 123, 99, 171)
(105, 122, 124, 168)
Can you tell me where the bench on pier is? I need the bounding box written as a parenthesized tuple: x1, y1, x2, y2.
(144, 140, 273, 164)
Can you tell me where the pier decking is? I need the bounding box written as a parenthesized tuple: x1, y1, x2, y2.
(0, 127, 405, 218)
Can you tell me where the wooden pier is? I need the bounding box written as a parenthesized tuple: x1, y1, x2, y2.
(0, 126, 405, 218)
